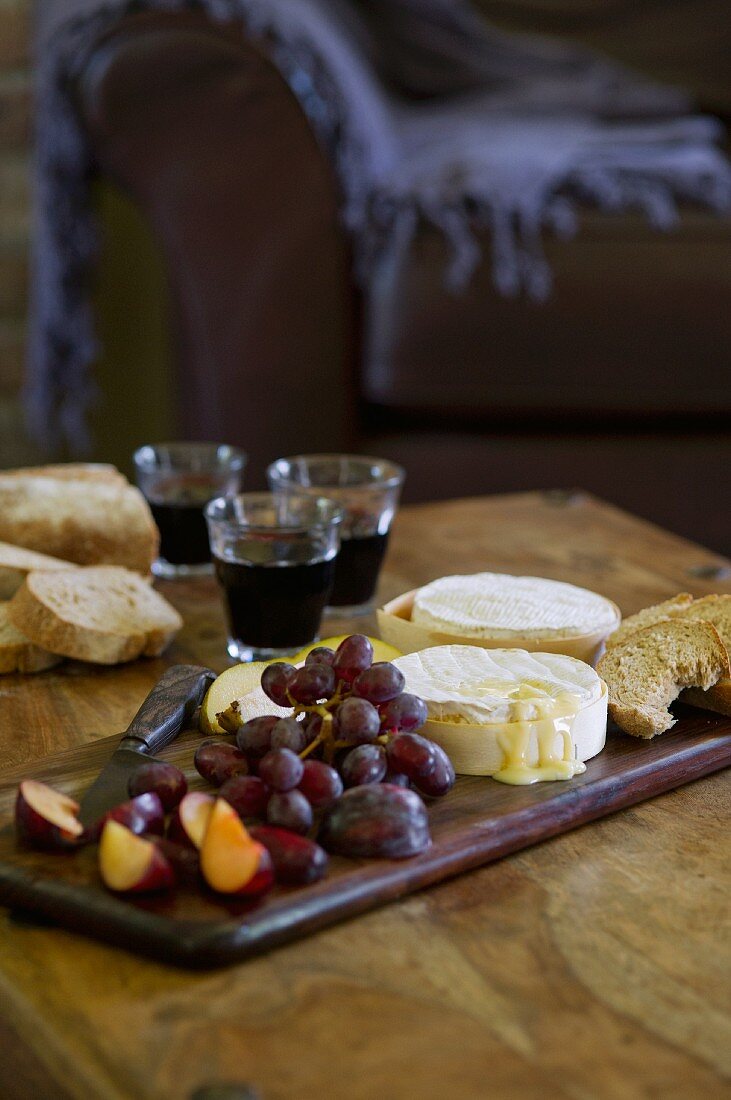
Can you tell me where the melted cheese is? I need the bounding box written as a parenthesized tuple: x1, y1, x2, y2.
(411, 573, 620, 640)
(492, 689, 585, 784)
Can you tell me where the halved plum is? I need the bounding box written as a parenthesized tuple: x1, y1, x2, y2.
(15, 780, 84, 851)
(200, 799, 273, 897)
(98, 820, 175, 893)
(167, 791, 215, 850)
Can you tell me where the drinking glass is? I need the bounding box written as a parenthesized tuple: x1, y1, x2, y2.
(134, 443, 246, 578)
(205, 491, 343, 662)
(267, 454, 405, 614)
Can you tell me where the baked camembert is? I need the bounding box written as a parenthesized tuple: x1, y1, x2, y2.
(378, 572, 621, 663)
(393, 645, 608, 783)
(412, 572, 619, 641)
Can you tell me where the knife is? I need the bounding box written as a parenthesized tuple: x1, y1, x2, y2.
(78, 664, 216, 827)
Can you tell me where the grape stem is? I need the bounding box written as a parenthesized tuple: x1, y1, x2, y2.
(299, 732, 325, 760)
(286, 682, 395, 765)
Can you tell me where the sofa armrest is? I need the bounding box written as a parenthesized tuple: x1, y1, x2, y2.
(78, 11, 359, 484)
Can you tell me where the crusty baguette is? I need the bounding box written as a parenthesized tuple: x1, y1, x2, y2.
(0, 463, 127, 485)
(0, 474, 158, 574)
(0, 603, 61, 674)
(606, 593, 694, 648)
(8, 567, 182, 665)
(0, 541, 74, 599)
(597, 619, 730, 738)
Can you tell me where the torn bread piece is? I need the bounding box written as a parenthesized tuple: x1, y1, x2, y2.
(597, 619, 729, 738)
(0, 603, 61, 674)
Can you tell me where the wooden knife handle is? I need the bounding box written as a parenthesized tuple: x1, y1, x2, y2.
(120, 665, 216, 754)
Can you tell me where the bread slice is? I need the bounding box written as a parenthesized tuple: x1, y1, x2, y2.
(0, 541, 74, 599)
(8, 567, 182, 665)
(606, 593, 694, 648)
(0, 603, 61, 674)
(597, 619, 730, 738)
(0, 473, 158, 574)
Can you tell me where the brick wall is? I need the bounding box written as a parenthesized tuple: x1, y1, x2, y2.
(0, 0, 41, 466)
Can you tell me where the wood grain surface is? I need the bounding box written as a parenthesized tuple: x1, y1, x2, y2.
(0, 492, 729, 1100)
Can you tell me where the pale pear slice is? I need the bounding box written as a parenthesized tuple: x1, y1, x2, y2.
(200, 662, 289, 735)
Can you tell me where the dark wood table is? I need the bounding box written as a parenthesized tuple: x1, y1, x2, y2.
(0, 492, 729, 1100)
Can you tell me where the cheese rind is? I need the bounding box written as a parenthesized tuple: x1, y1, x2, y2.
(393, 646, 603, 725)
(411, 573, 620, 640)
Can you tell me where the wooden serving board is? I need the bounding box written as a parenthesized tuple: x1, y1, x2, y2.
(1, 708, 729, 968)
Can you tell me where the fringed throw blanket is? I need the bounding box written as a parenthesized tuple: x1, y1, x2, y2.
(33, 0, 731, 449)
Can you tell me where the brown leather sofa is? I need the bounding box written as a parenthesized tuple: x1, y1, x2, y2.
(76, 10, 731, 553)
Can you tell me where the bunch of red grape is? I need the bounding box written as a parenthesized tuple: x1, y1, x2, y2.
(217, 635, 455, 858)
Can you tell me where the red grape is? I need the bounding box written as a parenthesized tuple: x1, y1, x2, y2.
(236, 715, 279, 760)
(413, 744, 456, 797)
(271, 717, 308, 753)
(386, 733, 437, 780)
(380, 692, 428, 733)
(261, 662, 297, 706)
(297, 760, 343, 809)
(250, 826, 328, 885)
(128, 761, 187, 811)
(353, 662, 405, 704)
(304, 713, 323, 740)
(194, 740, 248, 787)
(267, 790, 313, 834)
(335, 697, 381, 744)
(219, 775, 270, 819)
(333, 635, 373, 684)
(289, 663, 336, 705)
(384, 769, 410, 789)
(258, 748, 304, 792)
(340, 745, 387, 788)
(305, 646, 335, 667)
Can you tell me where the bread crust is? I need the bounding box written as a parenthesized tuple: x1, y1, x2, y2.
(682, 678, 731, 717)
(8, 567, 182, 665)
(606, 594, 694, 648)
(0, 605, 61, 674)
(0, 464, 127, 485)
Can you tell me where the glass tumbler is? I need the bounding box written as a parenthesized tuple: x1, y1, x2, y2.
(134, 443, 246, 578)
(205, 492, 343, 662)
(267, 454, 405, 614)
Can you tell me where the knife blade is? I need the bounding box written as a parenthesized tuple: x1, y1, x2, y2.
(78, 664, 216, 827)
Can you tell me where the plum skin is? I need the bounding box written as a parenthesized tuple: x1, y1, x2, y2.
(84, 791, 165, 843)
(318, 784, 431, 859)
